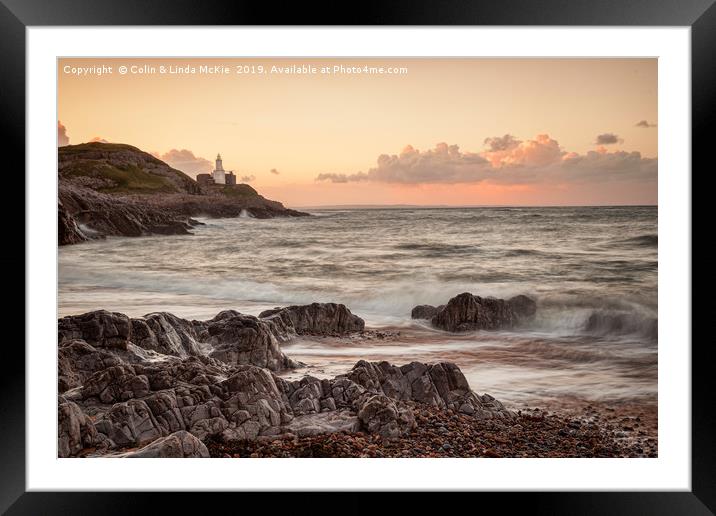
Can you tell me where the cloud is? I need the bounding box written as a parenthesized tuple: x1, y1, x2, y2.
(241, 175, 256, 182)
(270, 168, 280, 175)
(483, 134, 521, 152)
(483, 134, 563, 168)
(316, 143, 490, 185)
(636, 120, 657, 128)
(315, 134, 656, 187)
(595, 133, 622, 145)
(58, 121, 69, 146)
(157, 149, 213, 177)
(89, 136, 109, 143)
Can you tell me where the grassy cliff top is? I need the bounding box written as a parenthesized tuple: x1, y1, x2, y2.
(59, 142, 260, 198)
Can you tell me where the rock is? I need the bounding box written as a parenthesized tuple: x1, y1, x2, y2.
(259, 303, 365, 337)
(55, 306, 516, 456)
(357, 395, 416, 438)
(131, 312, 202, 357)
(410, 305, 444, 320)
(121, 431, 209, 458)
(81, 364, 150, 403)
(507, 295, 537, 319)
(58, 399, 98, 457)
(345, 360, 512, 421)
(58, 199, 89, 245)
(284, 410, 361, 437)
(195, 310, 298, 370)
(58, 310, 132, 349)
(221, 365, 294, 433)
(58, 339, 121, 392)
(94, 399, 164, 448)
(411, 305, 437, 320)
(430, 292, 536, 332)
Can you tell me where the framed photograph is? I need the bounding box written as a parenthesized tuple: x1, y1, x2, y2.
(4, 0, 712, 512)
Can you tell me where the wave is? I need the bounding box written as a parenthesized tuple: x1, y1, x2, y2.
(614, 234, 658, 247)
(583, 310, 658, 341)
(59, 259, 658, 343)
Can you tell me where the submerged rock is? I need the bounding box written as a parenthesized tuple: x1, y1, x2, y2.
(412, 292, 537, 332)
(410, 305, 441, 320)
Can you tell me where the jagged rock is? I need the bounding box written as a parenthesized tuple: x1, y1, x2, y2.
(81, 364, 150, 403)
(58, 339, 126, 392)
(259, 303, 365, 337)
(429, 292, 536, 332)
(58, 399, 98, 457)
(131, 313, 203, 357)
(58, 199, 88, 245)
(94, 399, 164, 448)
(56, 306, 515, 455)
(142, 390, 186, 434)
(58, 310, 132, 349)
(221, 365, 294, 433)
(195, 310, 298, 370)
(345, 360, 512, 420)
(357, 395, 416, 438)
(120, 431, 209, 458)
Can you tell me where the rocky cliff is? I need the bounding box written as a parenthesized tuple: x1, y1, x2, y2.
(58, 142, 308, 245)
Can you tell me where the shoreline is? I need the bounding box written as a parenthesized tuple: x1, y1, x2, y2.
(206, 400, 657, 458)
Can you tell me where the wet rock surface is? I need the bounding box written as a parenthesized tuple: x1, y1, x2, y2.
(412, 292, 537, 332)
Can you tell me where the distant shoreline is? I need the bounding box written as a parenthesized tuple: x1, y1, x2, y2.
(293, 204, 658, 211)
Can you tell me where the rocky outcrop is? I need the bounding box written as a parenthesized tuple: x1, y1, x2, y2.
(344, 360, 512, 421)
(259, 303, 365, 338)
(60, 183, 197, 242)
(57, 307, 512, 457)
(59, 309, 298, 374)
(131, 312, 203, 357)
(58, 142, 308, 246)
(193, 310, 299, 370)
(412, 292, 537, 332)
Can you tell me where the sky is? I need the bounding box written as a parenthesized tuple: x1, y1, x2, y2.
(58, 58, 657, 207)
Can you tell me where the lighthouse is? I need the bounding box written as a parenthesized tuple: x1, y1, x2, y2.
(212, 153, 226, 184)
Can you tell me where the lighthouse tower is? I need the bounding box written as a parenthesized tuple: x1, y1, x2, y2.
(212, 153, 226, 184)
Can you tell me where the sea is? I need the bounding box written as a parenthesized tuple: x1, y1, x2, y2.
(58, 206, 658, 411)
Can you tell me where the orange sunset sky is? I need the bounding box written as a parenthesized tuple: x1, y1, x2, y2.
(58, 58, 657, 207)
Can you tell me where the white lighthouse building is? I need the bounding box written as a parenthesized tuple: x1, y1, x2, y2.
(212, 153, 226, 184)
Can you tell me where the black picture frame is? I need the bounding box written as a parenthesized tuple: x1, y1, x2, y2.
(2, 0, 711, 513)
